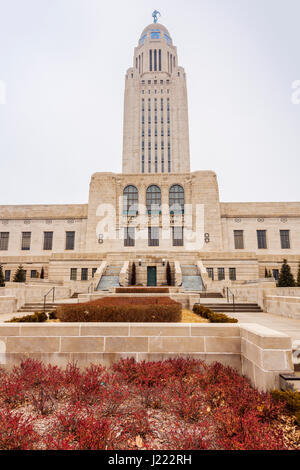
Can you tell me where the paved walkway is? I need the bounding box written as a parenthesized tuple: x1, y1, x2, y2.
(230, 311, 300, 345)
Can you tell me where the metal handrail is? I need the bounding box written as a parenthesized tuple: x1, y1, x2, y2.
(43, 287, 55, 313)
(226, 287, 235, 313)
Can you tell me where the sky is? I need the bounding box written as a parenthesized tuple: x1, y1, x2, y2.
(0, 0, 299, 205)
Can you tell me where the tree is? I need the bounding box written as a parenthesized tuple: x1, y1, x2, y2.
(130, 262, 136, 286)
(0, 265, 5, 287)
(166, 261, 172, 286)
(277, 259, 295, 287)
(265, 268, 268, 278)
(13, 265, 26, 283)
(297, 262, 300, 288)
(40, 267, 44, 279)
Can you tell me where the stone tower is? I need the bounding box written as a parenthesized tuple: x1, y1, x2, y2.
(122, 21, 191, 174)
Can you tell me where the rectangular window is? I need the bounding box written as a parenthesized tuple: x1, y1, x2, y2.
(272, 269, 279, 281)
(234, 230, 244, 249)
(207, 268, 214, 280)
(280, 230, 290, 249)
(30, 270, 37, 279)
(92, 268, 97, 278)
(229, 268, 236, 281)
(148, 227, 159, 247)
(66, 231, 75, 250)
(70, 268, 77, 281)
(81, 268, 88, 281)
(4, 270, 11, 282)
(257, 230, 267, 249)
(172, 226, 183, 246)
(21, 232, 31, 251)
(124, 227, 135, 247)
(218, 268, 225, 281)
(0, 232, 9, 251)
(43, 232, 53, 250)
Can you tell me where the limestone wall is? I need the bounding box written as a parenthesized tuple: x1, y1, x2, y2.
(241, 324, 293, 390)
(265, 296, 300, 319)
(0, 297, 17, 315)
(0, 322, 293, 391)
(0, 284, 72, 312)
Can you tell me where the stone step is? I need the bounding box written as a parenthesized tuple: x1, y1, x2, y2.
(182, 274, 204, 292)
(201, 303, 263, 313)
(97, 275, 120, 290)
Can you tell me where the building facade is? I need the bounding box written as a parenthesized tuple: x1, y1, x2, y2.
(0, 19, 299, 288)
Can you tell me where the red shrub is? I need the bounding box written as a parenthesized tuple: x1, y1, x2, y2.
(215, 407, 287, 450)
(0, 408, 39, 450)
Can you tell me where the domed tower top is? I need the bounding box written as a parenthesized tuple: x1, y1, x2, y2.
(122, 13, 190, 174)
(139, 23, 173, 48)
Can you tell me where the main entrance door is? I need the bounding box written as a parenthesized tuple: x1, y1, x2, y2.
(147, 266, 157, 286)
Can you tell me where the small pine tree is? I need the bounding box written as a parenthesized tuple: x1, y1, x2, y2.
(13, 265, 26, 283)
(40, 267, 44, 279)
(277, 259, 295, 287)
(297, 262, 300, 287)
(264, 268, 268, 278)
(130, 262, 136, 286)
(268, 270, 272, 278)
(0, 264, 5, 287)
(166, 261, 172, 286)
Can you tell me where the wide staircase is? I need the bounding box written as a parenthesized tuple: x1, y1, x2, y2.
(96, 264, 122, 291)
(18, 302, 60, 314)
(201, 302, 263, 313)
(181, 265, 205, 291)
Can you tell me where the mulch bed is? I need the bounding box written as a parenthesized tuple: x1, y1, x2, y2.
(0, 358, 299, 450)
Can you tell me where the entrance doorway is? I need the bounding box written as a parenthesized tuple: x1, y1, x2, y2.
(147, 266, 157, 286)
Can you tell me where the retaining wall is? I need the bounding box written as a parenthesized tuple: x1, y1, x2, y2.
(0, 322, 293, 391)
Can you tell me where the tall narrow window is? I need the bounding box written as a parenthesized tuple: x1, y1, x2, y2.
(218, 268, 225, 281)
(154, 49, 157, 71)
(43, 232, 53, 250)
(172, 226, 184, 246)
(21, 232, 31, 251)
(229, 268, 236, 281)
(146, 185, 161, 214)
(66, 231, 75, 250)
(234, 230, 244, 249)
(280, 230, 290, 249)
(124, 227, 135, 247)
(169, 185, 184, 214)
(207, 268, 214, 280)
(159, 49, 162, 71)
(148, 227, 159, 247)
(149, 49, 152, 71)
(123, 186, 138, 215)
(81, 268, 88, 281)
(272, 269, 279, 281)
(4, 270, 11, 282)
(0, 232, 9, 250)
(70, 268, 77, 281)
(257, 230, 267, 249)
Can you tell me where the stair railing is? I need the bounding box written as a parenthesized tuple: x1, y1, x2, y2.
(226, 287, 235, 313)
(43, 287, 55, 313)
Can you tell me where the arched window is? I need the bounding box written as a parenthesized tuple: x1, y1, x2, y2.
(169, 184, 184, 214)
(146, 185, 161, 214)
(123, 185, 138, 215)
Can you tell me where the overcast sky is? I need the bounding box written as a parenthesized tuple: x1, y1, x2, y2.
(0, 0, 299, 205)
